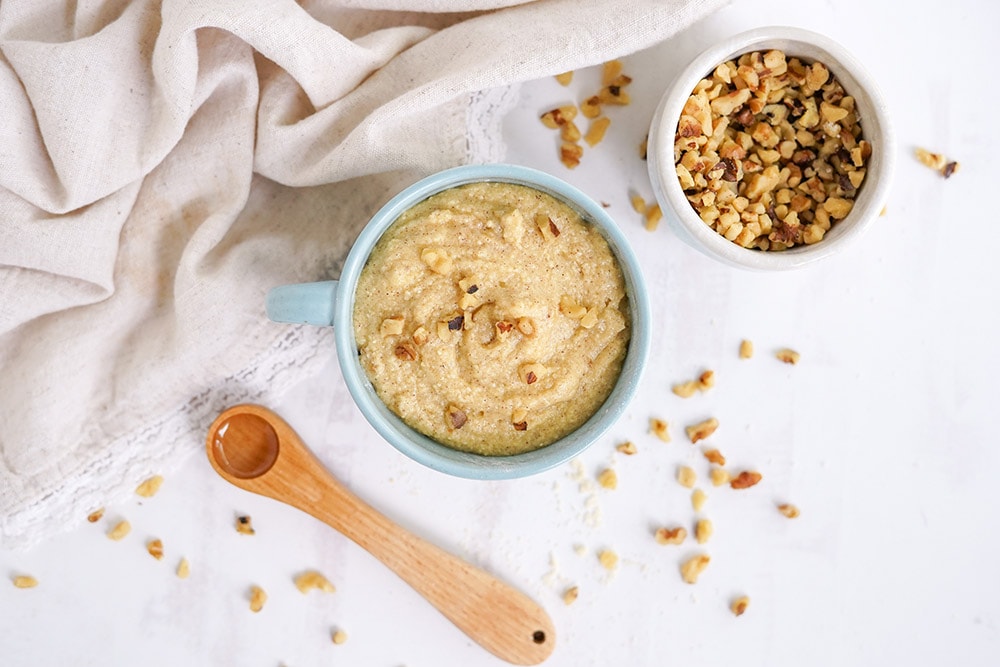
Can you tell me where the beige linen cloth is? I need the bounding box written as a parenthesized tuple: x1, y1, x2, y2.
(0, 0, 723, 549)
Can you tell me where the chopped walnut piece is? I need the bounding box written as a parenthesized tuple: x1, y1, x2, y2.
(560, 142, 583, 169)
(579, 308, 599, 329)
(672, 380, 699, 398)
(710, 467, 731, 487)
(518, 362, 546, 385)
(447, 315, 464, 331)
(685, 417, 719, 443)
(380, 316, 405, 337)
(513, 421, 528, 432)
(730, 471, 763, 489)
(12, 575, 38, 589)
(235, 515, 255, 535)
(581, 95, 602, 119)
(602, 59, 623, 85)
(644, 204, 662, 232)
(562, 585, 579, 605)
(584, 117, 611, 147)
(555, 71, 573, 86)
(775, 348, 801, 364)
(147, 538, 164, 560)
(691, 488, 707, 512)
(676, 465, 697, 489)
(616, 441, 637, 455)
(695, 519, 713, 544)
(680, 554, 710, 584)
(87, 508, 104, 523)
(560, 121, 581, 143)
(412, 326, 429, 346)
(176, 557, 190, 579)
(516, 317, 535, 336)
(332, 629, 348, 645)
(294, 570, 336, 594)
(445, 405, 468, 430)
(630, 193, 647, 215)
(697, 370, 715, 390)
(420, 247, 452, 275)
(107, 520, 131, 541)
(540, 105, 578, 129)
(559, 295, 587, 319)
(597, 468, 618, 490)
(650, 418, 671, 443)
(942, 161, 960, 179)
(249, 585, 267, 613)
(654, 527, 687, 545)
(731, 595, 750, 616)
(777, 503, 801, 518)
(739, 339, 754, 359)
(703, 449, 726, 466)
(135, 475, 164, 498)
(597, 549, 619, 571)
(915, 147, 947, 171)
(436, 321, 452, 342)
(394, 342, 418, 361)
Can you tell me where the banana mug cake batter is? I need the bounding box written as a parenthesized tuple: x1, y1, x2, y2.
(353, 182, 630, 456)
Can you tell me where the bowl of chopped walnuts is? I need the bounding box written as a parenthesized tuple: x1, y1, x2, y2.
(647, 26, 895, 269)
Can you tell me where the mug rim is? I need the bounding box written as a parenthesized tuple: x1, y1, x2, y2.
(333, 164, 652, 479)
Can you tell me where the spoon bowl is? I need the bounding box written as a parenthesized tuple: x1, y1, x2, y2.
(206, 403, 555, 666)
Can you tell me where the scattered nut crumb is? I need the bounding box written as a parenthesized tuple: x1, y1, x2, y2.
(680, 554, 710, 584)
(332, 629, 348, 645)
(249, 585, 267, 613)
(560, 141, 584, 169)
(540, 105, 577, 129)
(775, 348, 800, 364)
(676, 465, 696, 489)
(107, 520, 131, 541)
(691, 488, 707, 511)
(730, 471, 763, 490)
(739, 339, 754, 359)
(584, 117, 611, 147)
(420, 247, 453, 275)
(942, 161, 960, 179)
(650, 418, 671, 442)
(135, 475, 164, 498)
(616, 441, 637, 455)
(777, 503, 800, 518)
(12, 575, 38, 589)
(697, 370, 715, 390)
(445, 404, 468, 430)
(710, 467, 731, 487)
(644, 204, 662, 232)
(87, 508, 104, 523)
(914, 147, 947, 171)
(597, 549, 619, 571)
(518, 362, 546, 385)
(703, 449, 726, 466)
(672, 380, 699, 398)
(731, 595, 750, 616)
(236, 515, 256, 535)
(515, 317, 535, 336)
(695, 518, 714, 544)
(555, 71, 573, 86)
(685, 417, 719, 443)
(176, 557, 190, 579)
(630, 193, 647, 215)
(294, 570, 336, 594)
(654, 527, 687, 545)
(602, 59, 623, 85)
(379, 316, 405, 337)
(597, 468, 618, 490)
(562, 585, 579, 605)
(147, 538, 164, 560)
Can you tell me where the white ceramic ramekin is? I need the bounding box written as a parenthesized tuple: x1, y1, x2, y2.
(648, 26, 895, 270)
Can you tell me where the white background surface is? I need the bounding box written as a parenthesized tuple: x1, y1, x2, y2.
(3, 1, 999, 665)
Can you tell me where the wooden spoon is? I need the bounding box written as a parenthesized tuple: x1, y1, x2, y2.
(206, 403, 555, 665)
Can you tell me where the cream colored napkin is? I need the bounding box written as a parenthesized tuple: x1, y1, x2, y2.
(0, 0, 724, 549)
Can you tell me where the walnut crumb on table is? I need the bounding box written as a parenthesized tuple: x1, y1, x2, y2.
(332, 629, 348, 645)
(739, 339, 754, 359)
(616, 441, 637, 455)
(676, 465, 697, 489)
(655, 527, 687, 545)
(249, 585, 267, 613)
(703, 448, 726, 466)
(650, 418, 671, 442)
(562, 585, 580, 605)
(597, 549, 619, 571)
(294, 570, 336, 594)
(12, 575, 38, 589)
(777, 503, 800, 518)
(685, 417, 719, 443)
(775, 348, 800, 364)
(87, 508, 104, 523)
(710, 467, 731, 487)
(236, 515, 255, 535)
(107, 520, 131, 541)
(147, 538, 164, 560)
(691, 488, 707, 511)
(730, 471, 763, 489)
(135, 475, 164, 498)
(176, 557, 190, 579)
(680, 554, 710, 584)
(695, 519, 714, 544)
(731, 596, 750, 616)
(597, 468, 618, 490)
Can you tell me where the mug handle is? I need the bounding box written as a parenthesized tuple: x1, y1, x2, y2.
(266, 281, 338, 327)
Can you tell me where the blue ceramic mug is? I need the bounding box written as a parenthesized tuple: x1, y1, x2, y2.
(267, 164, 651, 479)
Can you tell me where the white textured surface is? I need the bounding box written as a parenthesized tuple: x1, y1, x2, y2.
(2, 0, 999, 665)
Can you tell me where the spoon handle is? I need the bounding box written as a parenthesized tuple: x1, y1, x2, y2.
(246, 413, 555, 666)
